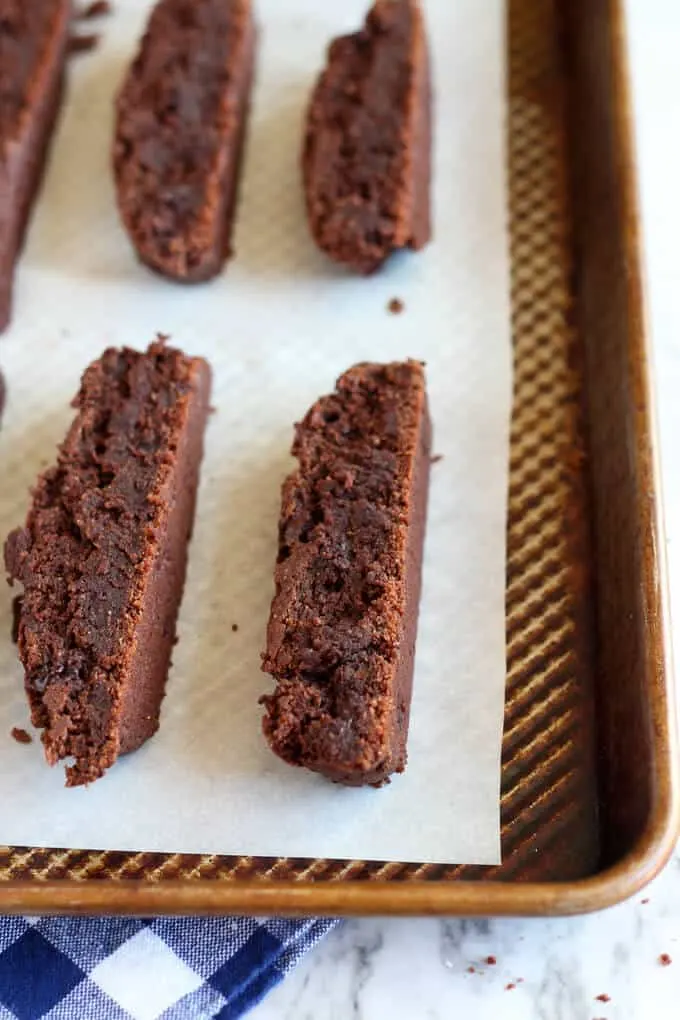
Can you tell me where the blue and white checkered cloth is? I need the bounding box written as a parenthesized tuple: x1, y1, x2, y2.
(0, 916, 336, 1019)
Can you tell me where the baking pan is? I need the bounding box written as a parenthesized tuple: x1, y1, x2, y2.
(0, 0, 677, 916)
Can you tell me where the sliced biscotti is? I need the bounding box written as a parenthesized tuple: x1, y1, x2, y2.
(5, 341, 212, 786)
(303, 0, 432, 273)
(262, 360, 431, 786)
(0, 0, 71, 331)
(113, 0, 256, 281)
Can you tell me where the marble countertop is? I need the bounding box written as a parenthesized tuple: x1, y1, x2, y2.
(252, 2, 680, 1017)
(255, 863, 680, 1018)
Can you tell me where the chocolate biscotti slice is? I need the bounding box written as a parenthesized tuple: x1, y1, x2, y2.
(113, 0, 256, 281)
(303, 0, 432, 274)
(5, 341, 211, 786)
(0, 0, 71, 332)
(261, 361, 431, 786)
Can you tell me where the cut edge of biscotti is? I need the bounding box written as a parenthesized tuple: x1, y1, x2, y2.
(0, 0, 72, 333)
(113, 0, 257, 282)
(261, 359, 432, 787)
(303, 0, 432, 274)
(4, 341, 212, 786)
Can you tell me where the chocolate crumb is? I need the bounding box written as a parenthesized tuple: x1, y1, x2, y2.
(659, 953, 672, 966)
(505, 983, 516, 991)
(486, 956, 497, 966)
(595, 994, 611, 1003)
(430, 454, 443, 464)
(388, 298, 405, 315)
(466, 966, 475, 974)
(231, 624, 239, 632)
(641, 897, 650, 904)
(78, 0, 111, 17)
(11, 595, 22, 644)
(68, 33, 100, 55)
(11, 727, 32, 745)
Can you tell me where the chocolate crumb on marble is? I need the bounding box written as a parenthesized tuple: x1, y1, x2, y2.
(261, 360, 431, 786)
(388, 298, 405, 315)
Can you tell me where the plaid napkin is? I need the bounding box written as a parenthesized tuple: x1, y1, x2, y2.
(0, 916, 336, 1019)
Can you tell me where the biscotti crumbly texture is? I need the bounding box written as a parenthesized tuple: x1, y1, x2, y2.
(113, 0, 256, 281)
(0, 0, 71, 332)
(261, 361, 431, 786)
(4, 342, 212, 786)
(303, 0, 432, 274)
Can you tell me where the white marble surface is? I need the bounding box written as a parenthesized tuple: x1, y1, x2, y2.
(256, 866, 680, 1018)
(251, 1, 680, 1017)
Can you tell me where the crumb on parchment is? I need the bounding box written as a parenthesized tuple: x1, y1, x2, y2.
(78, 1, 112, 17)
(68, 33, 100, 55)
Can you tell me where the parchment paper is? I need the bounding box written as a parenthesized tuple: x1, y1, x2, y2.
(0, 0, 510, 865)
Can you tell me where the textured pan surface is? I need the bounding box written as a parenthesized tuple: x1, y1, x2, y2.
(0, 0, 603, 889)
